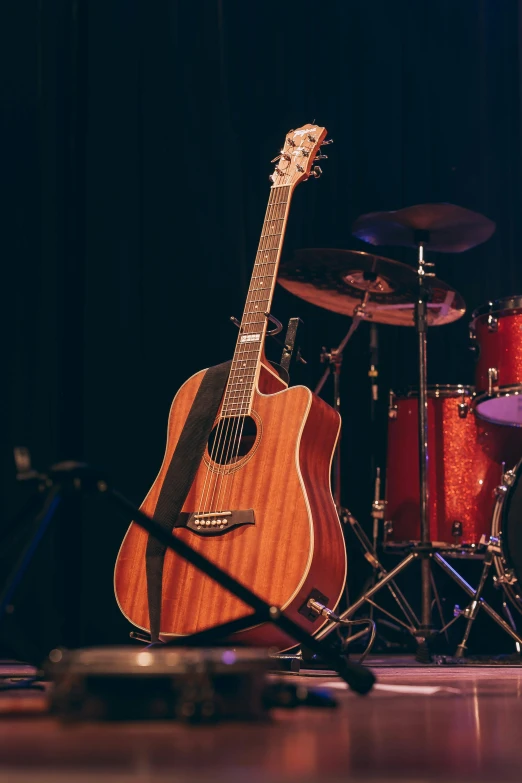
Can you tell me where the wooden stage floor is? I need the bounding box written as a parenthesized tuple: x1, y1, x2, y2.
(1, 660, 521, 782)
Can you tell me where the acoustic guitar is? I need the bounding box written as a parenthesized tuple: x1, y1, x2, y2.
(114, 124, 346, 649)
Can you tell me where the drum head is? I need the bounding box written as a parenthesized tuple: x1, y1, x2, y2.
(476, 394, 522, 427)
(502, 461, 522, 588)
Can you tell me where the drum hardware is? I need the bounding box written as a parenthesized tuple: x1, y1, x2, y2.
(279, 206, 501, 658)
(388, 391, 397, 419)
(487, 314, 499, 332)
(315, 205, 495, 658)
(488, 367, 499, 397)
(457, 390, 469, 418)
(314, 291, 372, 512)
(433, 532, 522, 658)
(451, 522, 463, 542)
(342, 507, 420, 635)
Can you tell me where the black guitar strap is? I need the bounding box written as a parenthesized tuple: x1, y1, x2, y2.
(145, 360, 232, 643)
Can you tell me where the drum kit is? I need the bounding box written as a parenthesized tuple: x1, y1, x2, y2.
(279, 202, 522, 658)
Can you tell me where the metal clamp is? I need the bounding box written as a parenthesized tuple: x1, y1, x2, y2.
(488, 367, 499, 396)
(388, 390, 397, 419)
(487, 314, 499, 332)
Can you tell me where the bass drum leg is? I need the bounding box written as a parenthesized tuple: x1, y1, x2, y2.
(491, 464, 522, 614)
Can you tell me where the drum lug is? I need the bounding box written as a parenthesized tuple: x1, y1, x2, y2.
(372, 499, 386, 520)
(488, 367, 499, 396)
(457, 401, 469, 419)
(487, 314, 498, 332)
(388, 390, 397, 419)
(451, 521, 463, 540)
(468, 328, 479, 356)
(503, 469, 516, 487)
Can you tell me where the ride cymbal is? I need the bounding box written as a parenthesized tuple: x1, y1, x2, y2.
(352, 203, 495, 253)
(278, 248, 466, 327)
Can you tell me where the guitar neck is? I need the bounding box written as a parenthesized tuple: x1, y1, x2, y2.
(221, 184, 292, 418)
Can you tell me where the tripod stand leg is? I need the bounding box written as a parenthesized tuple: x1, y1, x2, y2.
(348, 514, 420, 629)
(315, 552, 418, 640)
(0, 485, 62, 623)
(433, 553, 522, 649)
(501, 600, 521, 654)
(454, 553, 492, 658)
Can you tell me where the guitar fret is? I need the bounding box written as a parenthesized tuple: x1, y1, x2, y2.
(220, 184, 291, 410)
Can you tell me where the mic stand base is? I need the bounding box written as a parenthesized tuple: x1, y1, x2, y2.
(0, 461, 375, 695)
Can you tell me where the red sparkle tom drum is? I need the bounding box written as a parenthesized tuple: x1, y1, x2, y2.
(385, 385, 522, 548)
(471, 296, 522, 426)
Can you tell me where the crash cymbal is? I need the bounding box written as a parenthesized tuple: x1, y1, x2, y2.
(352, 203, 496, 253)
(278, 248, 466, 327)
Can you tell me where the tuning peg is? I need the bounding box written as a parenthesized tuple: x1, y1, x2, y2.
(315, 153, 328, 160)
(309, 166, 322, 179)
(321, 139, 334, 145)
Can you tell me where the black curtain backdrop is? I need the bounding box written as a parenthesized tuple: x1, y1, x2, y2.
(1, 0, 522, 656)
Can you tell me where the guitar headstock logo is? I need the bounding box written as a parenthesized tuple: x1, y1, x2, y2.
(269, 123, 330, 188)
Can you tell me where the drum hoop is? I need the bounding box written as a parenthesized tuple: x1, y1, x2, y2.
(473, 386, 522, 428)
(496, 459, 522, 612)
(396, 384, 473, 399)
(471, 295, 522, 323)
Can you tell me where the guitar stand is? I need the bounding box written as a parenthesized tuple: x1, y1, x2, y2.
(0, 461, 375, 695)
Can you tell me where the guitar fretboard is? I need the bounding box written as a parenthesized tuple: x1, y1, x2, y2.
(221, 185, 292, 417)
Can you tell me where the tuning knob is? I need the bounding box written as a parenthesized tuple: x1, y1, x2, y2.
(309, 166, 322, 179)
(321, 138, 334, 145)
(315, 153, 328, 160)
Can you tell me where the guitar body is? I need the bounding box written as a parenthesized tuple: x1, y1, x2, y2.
(114, 362, 346, 649)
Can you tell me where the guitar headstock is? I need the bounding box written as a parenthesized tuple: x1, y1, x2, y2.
(270, 123, 332, 188)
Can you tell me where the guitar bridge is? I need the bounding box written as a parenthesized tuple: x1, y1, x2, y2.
(184, 509, 255, 536)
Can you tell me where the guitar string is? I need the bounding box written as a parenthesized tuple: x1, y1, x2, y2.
(216, 183, 292, 513)
(221, 133, 319, 508)
(213, 186, 287, 514)
(222, 187, 289, 493)
(198, 186, 281, 515)
(208, 186, 284, 514)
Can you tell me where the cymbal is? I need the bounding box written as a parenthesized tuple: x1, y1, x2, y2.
(352, 203, 496, 253)
(278, 248, 466, 327)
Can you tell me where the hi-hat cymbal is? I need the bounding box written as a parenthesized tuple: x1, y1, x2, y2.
(278, 248, 466, 327)
(352, 203, 496, 253)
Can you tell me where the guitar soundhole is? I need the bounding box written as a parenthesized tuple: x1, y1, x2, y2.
(207, 416, 258, 465)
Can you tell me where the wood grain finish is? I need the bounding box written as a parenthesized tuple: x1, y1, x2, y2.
(114, 362, 345, 649)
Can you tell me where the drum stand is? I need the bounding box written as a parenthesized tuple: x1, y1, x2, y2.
(316, 239, 442, 657)
(433, 543, 522, 657)
(315, 291, 372, 511)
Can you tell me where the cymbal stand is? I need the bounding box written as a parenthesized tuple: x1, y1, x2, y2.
(415, 236, 435, 640)
(315, 293, 370, 512)
(315, 240, 437, 656)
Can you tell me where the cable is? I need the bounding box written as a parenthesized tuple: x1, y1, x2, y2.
(337, 618, 377, 664)
(306, 599, 377, 664)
